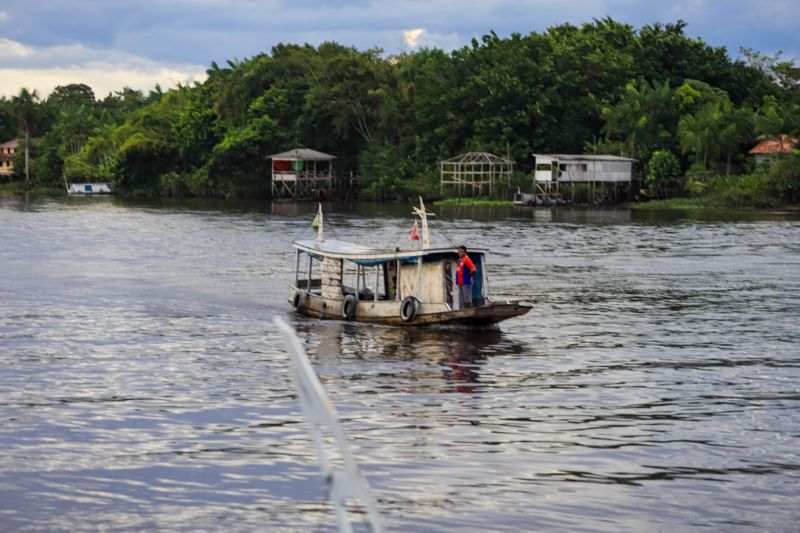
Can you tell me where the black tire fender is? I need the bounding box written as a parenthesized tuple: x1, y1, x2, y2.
(400, 296, 419, 323)
(342, 294, 358, 320)
(292, 290, 309, 312)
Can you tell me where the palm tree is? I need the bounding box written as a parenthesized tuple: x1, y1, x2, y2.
(601, 80, 673, 160)
(754, 95, 787, 149)
(677, 112, 709, 168)
(678, 102, 729, 170)
(9, 88, 41, 182)
(679, 99, 753, 174)
(718, 107, 754, 176)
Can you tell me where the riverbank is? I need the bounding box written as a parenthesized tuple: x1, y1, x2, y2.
(631, 197, 800, 210)
(432, 198, 514, 207)
(0, 182, 66, 197)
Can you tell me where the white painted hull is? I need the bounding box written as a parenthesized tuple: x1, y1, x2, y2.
(289, 287, 532, 327)
(68, 183, 113, 195)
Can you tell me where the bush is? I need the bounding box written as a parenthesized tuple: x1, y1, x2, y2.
(646, 150, 681, 198)
(509, 170, 532, 193)
(768, 151, 800, 203)
(685, 178, 707, 196)
(402, 171, 440, 200)
(158, 169, 212, 197)
(719, 173, 778, 207)
(685, 162, 715, 182)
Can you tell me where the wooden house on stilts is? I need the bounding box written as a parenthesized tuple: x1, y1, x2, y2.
(269, 148, 337, 200)
(515, 154, 636, 206)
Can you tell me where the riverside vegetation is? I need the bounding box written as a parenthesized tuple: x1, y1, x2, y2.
(1, 19, 798, 207)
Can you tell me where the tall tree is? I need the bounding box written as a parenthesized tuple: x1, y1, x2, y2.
(0, 98, 16, 141)
(47, 83, 96, 108)
(9, 88, 42, 182)
(754, 95, 792, 148)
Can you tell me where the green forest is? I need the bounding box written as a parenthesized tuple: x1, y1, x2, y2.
(2, 19, 799, 206)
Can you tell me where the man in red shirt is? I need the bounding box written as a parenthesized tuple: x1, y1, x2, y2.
(456, 245, 478, 308)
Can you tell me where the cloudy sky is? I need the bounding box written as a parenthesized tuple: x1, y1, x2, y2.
(1, 0, 798, 100)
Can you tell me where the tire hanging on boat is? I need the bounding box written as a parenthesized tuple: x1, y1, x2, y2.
(399, 296, 419, 323)
(292, 290, 309, 313)
(342, 294, 358, 320)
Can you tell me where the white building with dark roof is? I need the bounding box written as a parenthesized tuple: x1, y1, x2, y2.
(533, 154, 635, 183)
(516, 154, 637, 206)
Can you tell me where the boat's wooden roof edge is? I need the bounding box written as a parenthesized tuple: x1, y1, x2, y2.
(292, 239, 487, 260)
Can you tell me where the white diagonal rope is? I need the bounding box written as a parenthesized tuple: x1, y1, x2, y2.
(274, 317, 384, 533)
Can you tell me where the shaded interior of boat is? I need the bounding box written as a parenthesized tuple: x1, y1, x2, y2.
(294, 246, 487, 309)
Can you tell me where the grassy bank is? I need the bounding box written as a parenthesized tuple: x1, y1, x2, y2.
(432, 198, 514, 207)
(0, 182, 15, 196)
(636, 158, 800, 210)
(0, 182, 67, 197)
(631, 197, 730, 209)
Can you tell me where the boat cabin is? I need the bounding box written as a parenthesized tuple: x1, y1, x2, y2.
(292, 239, 487, 313)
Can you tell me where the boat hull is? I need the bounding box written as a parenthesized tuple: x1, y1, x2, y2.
(289, 289, 531, 327)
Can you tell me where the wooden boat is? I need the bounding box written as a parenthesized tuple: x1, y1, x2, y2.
(288, 199, 532, 327)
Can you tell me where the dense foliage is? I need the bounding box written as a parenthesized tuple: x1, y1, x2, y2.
(2, 18, 799, 203)
(647, 150, 682, 198)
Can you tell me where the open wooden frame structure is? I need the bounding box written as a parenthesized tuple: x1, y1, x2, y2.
(439, 152, 514, 197)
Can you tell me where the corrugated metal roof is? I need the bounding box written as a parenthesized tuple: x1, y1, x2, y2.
(0, 139, 19, 149)
(268, 148, 336, 161)
(748, 135, 798, 155)
(533, 154, 636, 162)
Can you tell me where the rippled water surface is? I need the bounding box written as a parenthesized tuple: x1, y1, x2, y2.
(1, 196, 799, 532)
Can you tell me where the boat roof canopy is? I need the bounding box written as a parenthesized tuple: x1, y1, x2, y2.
(293, 239, 486, 266)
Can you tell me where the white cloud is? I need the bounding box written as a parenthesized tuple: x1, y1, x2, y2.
(0, 38, 32, 59)
(408, 30, 462, 52)
(403, 28, 425, 48)
(0, 65, 207, 100)
(0, 38, 206, 99)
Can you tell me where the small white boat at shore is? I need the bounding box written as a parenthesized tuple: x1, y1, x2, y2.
(67, 182, 113, 195)
(288, 198, 532, 327)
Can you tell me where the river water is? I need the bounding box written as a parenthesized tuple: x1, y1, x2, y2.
(1, 196, 798, 532)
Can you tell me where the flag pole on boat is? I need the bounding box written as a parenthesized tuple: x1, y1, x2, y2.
(412, 196, 432, 250)
(313, 202, 324, 242)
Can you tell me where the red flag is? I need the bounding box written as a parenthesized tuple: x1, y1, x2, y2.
(409, 220, 420, 241)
